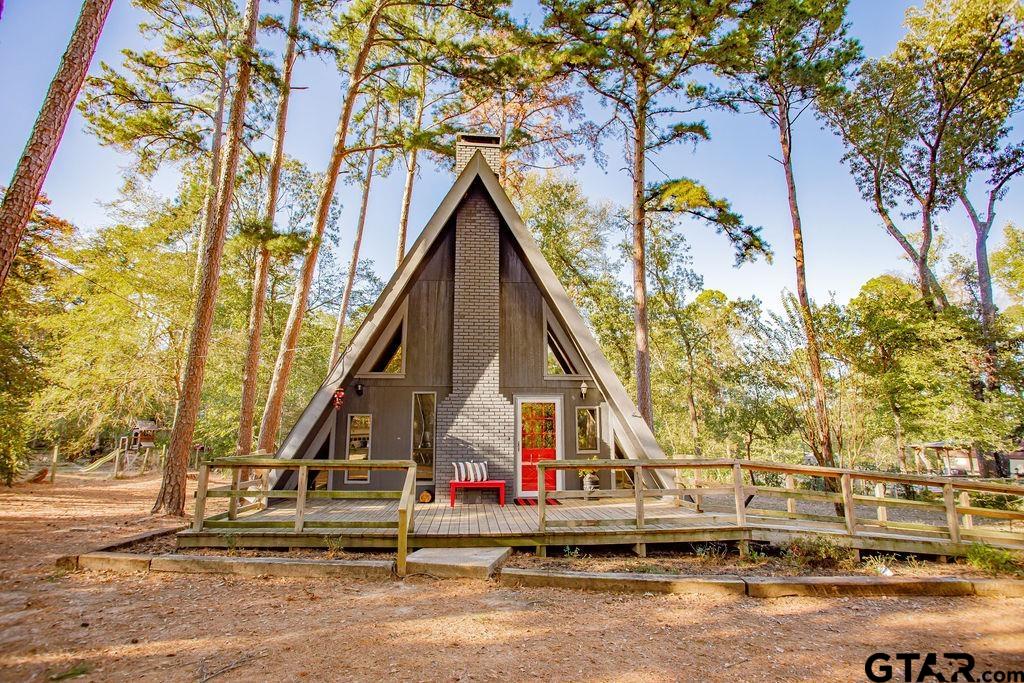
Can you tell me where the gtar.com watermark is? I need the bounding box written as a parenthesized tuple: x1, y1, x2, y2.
(865, 653, 1023, 682)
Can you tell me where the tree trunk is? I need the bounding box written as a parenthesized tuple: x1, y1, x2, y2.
(891, 400, 906, 472)
(237, 0, 300, 459)
(329, 99, 381, 369)
(395, 67, 426, 268)
(631, 90, 653, 427)
(154, 0, 262, 516)
(777, 101, 836, 470)
(257, 2, 385, 455)
(960, 193, 996, 334)
(193, 67, 229, 294)
(0, 0, 114, 293)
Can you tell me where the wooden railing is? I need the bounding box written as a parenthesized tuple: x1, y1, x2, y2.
(192, 457, 418, 575)
(536, 458, 1024, 549)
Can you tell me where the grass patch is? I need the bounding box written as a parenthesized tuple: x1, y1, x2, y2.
(48, 663, 91, 680)
(784, 535, 858, 570)
(965, 543, 1024, 576)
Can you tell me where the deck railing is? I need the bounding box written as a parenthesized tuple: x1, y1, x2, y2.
(192, 457, 418, 575)
(536, 458, 1024, 549)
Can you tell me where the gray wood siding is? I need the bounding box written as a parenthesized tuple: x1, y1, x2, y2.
(325, 223, 455, 492)
(499, 226, 612, 482)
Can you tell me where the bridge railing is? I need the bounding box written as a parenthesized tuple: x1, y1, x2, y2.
(535, 458, 1024, 547)
(192, 457, 418, 575)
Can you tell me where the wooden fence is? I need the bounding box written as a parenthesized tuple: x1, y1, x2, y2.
(537, 458, 1024, 549)
(192, 457, 418, 574)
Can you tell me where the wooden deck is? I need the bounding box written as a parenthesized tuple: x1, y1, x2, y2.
(180, 457, 1024, 572)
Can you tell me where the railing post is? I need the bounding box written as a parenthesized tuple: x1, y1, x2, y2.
(840, 473, 857, 535)
(192, 463, 210, 532)
(943, 483, 960, 544)
(694, 467, 703, 513)
(732, 463, 746, 526)
(537, 463, 547, 533)
(959, 490, 973, 529)
(634, 465, 644, 530)
(294, 465, 308, 533)
(874, 482, 887, 523)
(397, 505, 409, 577)
(228, 467, 241, 520)
(260, 469, 269, 510)
(785, 474, 796, 516)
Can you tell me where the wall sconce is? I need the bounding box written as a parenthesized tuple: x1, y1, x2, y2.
(355, 382, 364, 396)
(580, 381, 588, 399)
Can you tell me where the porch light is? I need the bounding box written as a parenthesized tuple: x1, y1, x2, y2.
(580, 381, 588, 399)
(355, 382, 364, 396)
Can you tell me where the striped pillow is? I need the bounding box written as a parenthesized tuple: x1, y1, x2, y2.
(453, 461, 488, 482)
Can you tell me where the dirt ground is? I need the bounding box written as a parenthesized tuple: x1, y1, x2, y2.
(1, 473, 1023, 682)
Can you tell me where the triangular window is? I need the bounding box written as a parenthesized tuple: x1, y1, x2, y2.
(370, 321, 404, 374)
(546, 326, 577, 376)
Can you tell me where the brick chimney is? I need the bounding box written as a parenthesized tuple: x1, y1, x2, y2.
(455, 133, 501, 175)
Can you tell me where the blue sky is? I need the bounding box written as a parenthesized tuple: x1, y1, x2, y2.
(2, 1, 1021, 310)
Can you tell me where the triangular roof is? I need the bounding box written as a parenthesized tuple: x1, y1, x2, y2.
(275, 152, 666, 468)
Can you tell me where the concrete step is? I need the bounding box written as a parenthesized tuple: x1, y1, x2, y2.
(405, 547, 511, 579)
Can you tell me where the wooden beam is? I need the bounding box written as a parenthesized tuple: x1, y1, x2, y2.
(228, 467, 241, 520)
(943, 483, 960, 545)
(785, 474, 796, 515)
(874, 482, 887, 523)
(840, 473, 856, 536)
(537, 468, 547, 533)
(732, 464, 746, 526)
(192, 464, 210, 532)
(634, 465, 644, 530)
(294, 465, 308, 533)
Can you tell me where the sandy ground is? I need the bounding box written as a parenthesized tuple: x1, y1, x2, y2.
(1, 473, 1023, 682)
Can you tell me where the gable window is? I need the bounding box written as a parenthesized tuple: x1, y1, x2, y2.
(576, 407, 599, 453)
(357, 301, 407, 378)
(370, 322, 403, 373)
(545, 326, 577, 376)
(412, 392, 435, 481)
(345, 414, 372, 483)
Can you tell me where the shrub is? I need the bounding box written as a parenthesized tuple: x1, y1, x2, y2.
(784, 535, 857, 569)
(965, 543, 1024, 576)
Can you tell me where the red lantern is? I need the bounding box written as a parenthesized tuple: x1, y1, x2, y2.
(332, 388, 345, 410)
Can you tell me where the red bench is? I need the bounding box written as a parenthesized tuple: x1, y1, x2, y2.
(450, 479, 506, 507)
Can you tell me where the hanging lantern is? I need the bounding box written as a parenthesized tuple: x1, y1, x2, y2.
(332, 388, 346, 411)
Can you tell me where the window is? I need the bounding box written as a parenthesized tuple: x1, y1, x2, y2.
(412, 393, 435, 481)
(576, 407, 599, 453)
(370, 322, 403, 374)
(545, 327, 577, 376)
(345, 414, 372, 482)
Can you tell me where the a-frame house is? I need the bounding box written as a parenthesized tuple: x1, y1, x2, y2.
(274, 134, 665, 502)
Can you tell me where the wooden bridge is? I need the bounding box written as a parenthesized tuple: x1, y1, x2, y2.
(178, 457, 1024, 575)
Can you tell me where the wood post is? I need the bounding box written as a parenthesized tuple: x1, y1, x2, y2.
(112, 448, 123, 479)
(192, 464, 210, 532)
(261, 469, 269, 510)
(840, 473, 856, 535)
(49, 444, 58, 484)
(874, 482, 887, 523)
(397, 504, 409, 576)
(943, 483, 960, 544)
(782, 475, 798, 511)
(960, 490, 973, 529)
(732, 463, 746, 526)
(139, 447, 152, 474)
(294, 465, 308, 533)
(228, 467, 241, 520)
(537, 464, 547, 533)
(634, 465, 644, 530)
(693, 467, 703, 513)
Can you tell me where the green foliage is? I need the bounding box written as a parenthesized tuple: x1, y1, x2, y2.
(964, 543, 1024, 576)
(0, 197, 72, 485)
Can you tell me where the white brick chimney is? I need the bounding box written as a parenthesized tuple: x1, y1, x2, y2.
(455, 133, 501, 175)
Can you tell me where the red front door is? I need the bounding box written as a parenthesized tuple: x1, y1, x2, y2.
(520, 401, 557, 496)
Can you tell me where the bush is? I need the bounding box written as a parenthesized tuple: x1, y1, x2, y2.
(965, 543, 1024, 576)
(784, 535, 857, 569)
